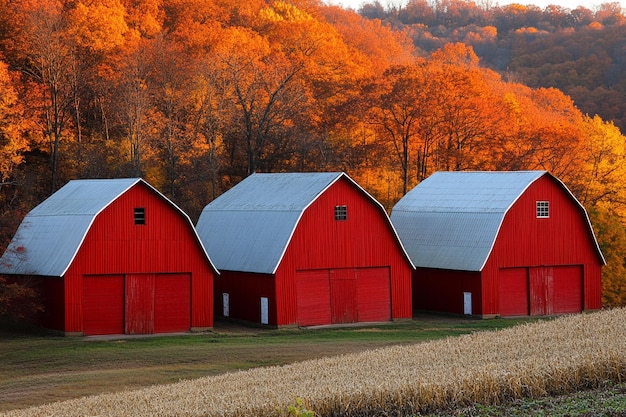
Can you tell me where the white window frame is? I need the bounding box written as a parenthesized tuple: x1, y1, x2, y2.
(536, 201, 549, 218)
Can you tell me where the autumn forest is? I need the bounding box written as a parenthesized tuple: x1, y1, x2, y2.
(1, 0, 626, 312)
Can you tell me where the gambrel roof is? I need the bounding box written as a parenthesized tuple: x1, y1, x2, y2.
(196, 172, 412, 274)
(0, 178, 216, 276)
(390, 171, 605, 271)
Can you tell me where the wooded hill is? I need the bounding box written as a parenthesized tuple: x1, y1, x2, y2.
(361, 0, 626, 132)
(0, 0, 625, 312)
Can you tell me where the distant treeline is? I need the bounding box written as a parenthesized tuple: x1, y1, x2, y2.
(360, 0, 626, 132)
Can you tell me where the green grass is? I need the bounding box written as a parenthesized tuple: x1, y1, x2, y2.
(0, 314, 535, 412)
(422, 382, 626, 417)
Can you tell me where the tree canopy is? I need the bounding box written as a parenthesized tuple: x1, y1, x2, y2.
(0, 0, 625, 310)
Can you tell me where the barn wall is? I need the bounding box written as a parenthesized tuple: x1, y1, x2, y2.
(482, 175, 603, 316)
(275, 178, 412, 326)
(25, 275, 65, 332)
(63, 183, 214, 333)
(584, 262, 602, 310)
(214, 271, 276, 324)
(413, 268, 482, 315)
(64, 272, 83, 333)
(191, 268, 213, 330)
(83, 274, 124, 335)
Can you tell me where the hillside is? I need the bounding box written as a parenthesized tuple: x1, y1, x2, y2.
(362, 0, 626, 132)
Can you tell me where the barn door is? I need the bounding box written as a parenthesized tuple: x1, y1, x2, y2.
(154, 273, 191, 333)
(296, 270, 331, 326)
(552, 266, 583, 314)
(125, 274, 155, 334)
(530, 267, 554, 316)
(330, 269, 357, 324)
(499, 268, 529, 316)
(296, 268, 391, 326)
(355, 267, 391, 322)
(83, 275, 124, 335)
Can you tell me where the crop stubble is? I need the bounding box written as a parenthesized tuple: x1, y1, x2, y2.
(3, 308, 625, 417)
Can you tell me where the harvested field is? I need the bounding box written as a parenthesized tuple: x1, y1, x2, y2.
(3, 308, 626, 417)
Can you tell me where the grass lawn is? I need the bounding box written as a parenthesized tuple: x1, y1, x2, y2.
(423, 382, 626, 417)
(0, 314, 533, 412)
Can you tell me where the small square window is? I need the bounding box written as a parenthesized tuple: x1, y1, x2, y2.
(134, 207, 145, 225)
(536, 201, 549, 218)
(334, 205, 347, 221)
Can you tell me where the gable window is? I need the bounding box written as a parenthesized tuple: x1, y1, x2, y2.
(334, 205, 347, 221)
(134, 207, 146, 225)
(536, 201, 549, 218)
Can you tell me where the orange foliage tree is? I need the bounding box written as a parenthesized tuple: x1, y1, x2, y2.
(0, 0, 625, 305)
(0, 61, 30, 183)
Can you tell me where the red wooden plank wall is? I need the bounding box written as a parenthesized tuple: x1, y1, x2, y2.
(330, 269, 357, 324)
(498, 267, 529, 316)
(296, 270, 331, 326)
(63, 182, 214, 334)
(356, 267, 391, 322)
(413, 268, 482, 315)
(276, 178, 412, 325)
(481, 175, 603, 316)
(155, 273, 191, 333)
(529, 267, 554, 316)
(214, 271, 275, 324)
(31, 276, 65, 332)
(125, 274, 155, 334)
(83, 275, 124, 335)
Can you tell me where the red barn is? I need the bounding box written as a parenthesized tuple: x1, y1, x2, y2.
(0, 178, 217, 335)
(390, 171, 605, 317)
(196, 172, 413, 327)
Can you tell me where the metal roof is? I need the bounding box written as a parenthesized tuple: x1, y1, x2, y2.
(196, 172, 413, 274)
(205, 172, 346, 212)
(393, 171, 546, 214)
(196, 172, 344, 274)
(0, 178, 217, 276)
(391, 171, 552, 271)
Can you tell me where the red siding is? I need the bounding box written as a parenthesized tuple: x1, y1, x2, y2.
(32, 276, 65, 332)
(63, 182, 214, 334)
(497, 265, 584, 317)
(214, 271, 275, 324)
(154, 273, 191, 333)
(529, 267, 554, 316)
(275, 177, 413, 325)
(293, 267, 391, 326)
(553, 266, 583, 314)
(296, 270, 331, 326)
(356, 267, 391, 322)
(125, 274, 155, 334)
(83, 275, 124, 335)
(413, 268, 482, 315)
(499, 268, 529, 317)
(481, 175, 602, 316)
(330, 269, 357, 324)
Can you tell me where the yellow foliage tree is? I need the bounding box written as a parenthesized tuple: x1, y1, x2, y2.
(575, 115, 626, 210)
(574, 115, 626, 307)
(0, 61, 29, 182)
